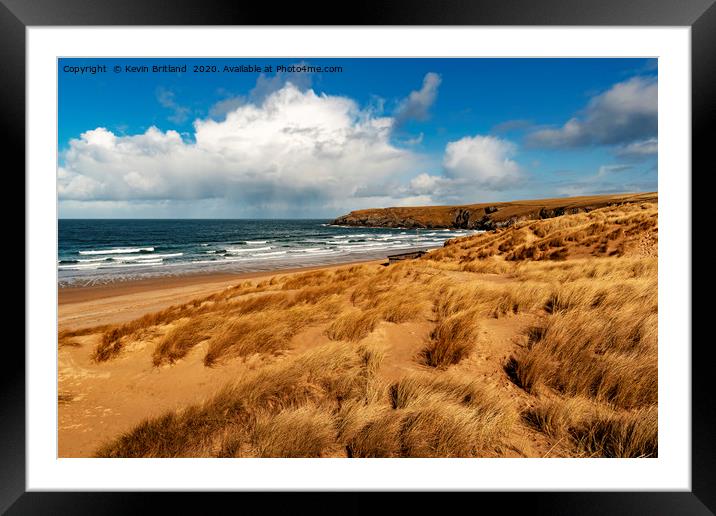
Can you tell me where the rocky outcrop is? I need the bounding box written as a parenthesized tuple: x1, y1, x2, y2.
(330, 193, 657, 230)
(451, 206, 503, 230)
(331, 213, 432, 229)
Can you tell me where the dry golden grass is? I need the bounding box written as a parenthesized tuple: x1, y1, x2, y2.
(429, 201, 657, 267)
(203, 302, 338, 366)
(250, 405, 338, 457)
(336, 371, 517, 457)
(91, 280, 284, 361)
(571, 405, 657, 458)
(524, 396, 657, 457)
(77, 200, 658, 458)
(97, 273, 348, 364)
(325, 308, 383, 342)
(432, 280, 548, 320)
(93, 300, 221, 362)
(420, 309, 480, 368)
(152, 315, 223, 366)
(511, 305, 657, 409)
(96, 343, 365, 457)
(96, 342, 517, 458)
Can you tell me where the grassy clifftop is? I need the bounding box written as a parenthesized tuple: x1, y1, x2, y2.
(331, 192, 657, 229)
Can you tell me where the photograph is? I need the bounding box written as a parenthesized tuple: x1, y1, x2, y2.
(56, 57, 659, 459)
(0, 0, 708, 504)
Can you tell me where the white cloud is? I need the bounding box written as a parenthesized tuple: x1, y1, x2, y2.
(442, 135, 523, 189)
(59, 84, 418, 215)
(398, 135, 525, 203)
(527, 76, 657, 148)
(408, 173, 442, 195)
(394, 72, 441, 126)
(60, 77, 541, 216)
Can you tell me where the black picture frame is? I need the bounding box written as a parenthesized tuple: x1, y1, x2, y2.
(5, 0, 710, 513)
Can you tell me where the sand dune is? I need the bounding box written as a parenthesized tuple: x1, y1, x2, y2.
(58, 198, 658, 458)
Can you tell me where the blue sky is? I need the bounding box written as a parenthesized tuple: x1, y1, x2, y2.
(58, 58, 657, 218)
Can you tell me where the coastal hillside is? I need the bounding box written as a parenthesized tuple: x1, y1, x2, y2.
(58, 197, 657, 458)
(331, 192, 657, 229)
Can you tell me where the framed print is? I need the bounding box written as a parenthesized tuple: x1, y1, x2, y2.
(5, 0, 711, 513)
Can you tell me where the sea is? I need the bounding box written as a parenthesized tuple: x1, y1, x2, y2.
(58, 219, 479, 287)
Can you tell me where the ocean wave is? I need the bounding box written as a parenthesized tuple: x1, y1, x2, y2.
(343, 241, 392, 247)
(58, 262, 102, 270)
(226, 246, 272, 254)
(79, 247, 154, 255)
(76, 257, 109, 263)
(295, 249, 339, 256)
(113, 253, 183, 262)
(102, 261, 163, 268)
(187, 258, 223, 265)
(60, 257, 165, 270)
(59, 223, 475, 284)
(337, 245, 391, 251)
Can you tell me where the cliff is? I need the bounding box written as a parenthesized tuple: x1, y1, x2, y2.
(331, 192, 658, 229)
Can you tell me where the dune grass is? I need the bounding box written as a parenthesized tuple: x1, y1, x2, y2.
(571, 406, 657, 458)
(152, 315, 223, 366)
(96, 342, 518, 458)
(428, 202, 657, 267)
(523, 397, 657, 457)
(510, 305, 657, 409)
(420, 309, 480, 368)
(250, 405, 338, 457)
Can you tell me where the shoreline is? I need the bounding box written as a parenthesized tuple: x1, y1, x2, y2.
(58, 243, 446, 302)
(58, 243, 447, 291)
(59, 256, 386, 304)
